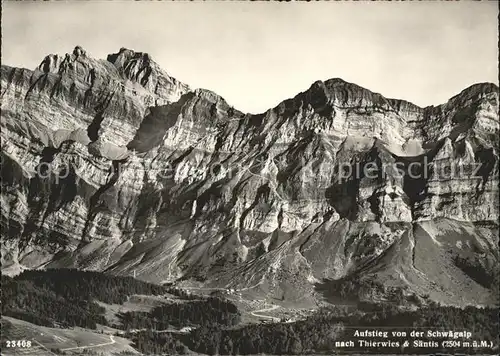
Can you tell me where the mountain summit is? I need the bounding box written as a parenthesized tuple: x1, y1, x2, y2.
(1, 47, 498, 306)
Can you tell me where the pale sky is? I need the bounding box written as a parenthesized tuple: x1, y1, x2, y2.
(2, 1, 498, 114)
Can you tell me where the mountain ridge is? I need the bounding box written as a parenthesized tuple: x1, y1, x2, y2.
(8, 45, 498, 115)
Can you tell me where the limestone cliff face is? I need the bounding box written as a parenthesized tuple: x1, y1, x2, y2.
(1, 47, 498, 305)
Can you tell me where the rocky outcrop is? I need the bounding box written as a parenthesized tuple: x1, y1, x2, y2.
(1, 47, 498, 306)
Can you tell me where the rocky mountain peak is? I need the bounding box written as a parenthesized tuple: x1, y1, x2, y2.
(106, 47, 151, 71)
(105, 47, 189, 98)
(451, 82, 499, 102)
(72, 45, 87, 57)
(276, 77, 422, 127)
(193, 88, 227, 104)
(38, 45, 90, 74)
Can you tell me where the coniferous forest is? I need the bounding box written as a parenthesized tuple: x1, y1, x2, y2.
(1, 269, 239, 331)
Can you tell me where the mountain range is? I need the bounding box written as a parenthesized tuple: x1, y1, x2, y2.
(1, 46, 498, 306)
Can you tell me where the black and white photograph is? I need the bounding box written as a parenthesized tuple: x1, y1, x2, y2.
(1, 1, 498, 355)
